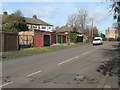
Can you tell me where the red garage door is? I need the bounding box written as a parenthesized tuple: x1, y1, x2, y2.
(35, 34, 43, 47)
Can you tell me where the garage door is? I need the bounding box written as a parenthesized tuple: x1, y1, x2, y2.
(44, 35, 50, 46)
(58, 35, 61, 44)
(35, 34, 43, 47)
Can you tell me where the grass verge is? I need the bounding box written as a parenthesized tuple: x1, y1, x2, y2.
(2, 42, 90, 61)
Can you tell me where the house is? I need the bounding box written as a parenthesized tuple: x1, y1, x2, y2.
(105, 28, 118, 39)
(25, 15, 53, 32)
(54, 25, 83, 42)
(1, 11, 53, 32)
(54, 26, 72, 34)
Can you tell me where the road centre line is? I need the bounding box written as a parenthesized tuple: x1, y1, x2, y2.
(57, 56, 79, 65)
(82, 52, 88, 55)
(27, 70, 42, 77)
(0, 82, 13, 88)
(1, 70, 42, 87)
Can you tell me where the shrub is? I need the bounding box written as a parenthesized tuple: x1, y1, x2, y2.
(68, 33, 77, 43)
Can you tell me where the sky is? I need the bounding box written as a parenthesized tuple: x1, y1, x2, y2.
(0, 1, 116, 34)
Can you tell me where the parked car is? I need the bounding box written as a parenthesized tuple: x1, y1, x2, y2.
(93, 37, 103, 45)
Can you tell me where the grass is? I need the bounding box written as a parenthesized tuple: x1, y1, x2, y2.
(2, 42, 90, 61)
(51, 42, 88, 48)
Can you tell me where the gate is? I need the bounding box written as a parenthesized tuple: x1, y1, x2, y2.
(19, 35, 34, 47)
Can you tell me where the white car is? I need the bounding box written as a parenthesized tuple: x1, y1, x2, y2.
(93, 37, 103, 45)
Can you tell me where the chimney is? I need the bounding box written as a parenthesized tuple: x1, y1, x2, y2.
(3, 11, 8, 15)
(33, 15, 37, 19)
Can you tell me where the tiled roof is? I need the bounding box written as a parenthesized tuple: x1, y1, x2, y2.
(54, 26, 71, 33)
(0, 14, 53, 26)
(25, 17, 53, 26)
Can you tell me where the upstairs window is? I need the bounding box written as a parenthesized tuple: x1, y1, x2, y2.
(27, 24, 30, 28)
(33, 25, 38, 29)
(49, 26, 51, 29)
(42, 26, 46, 29)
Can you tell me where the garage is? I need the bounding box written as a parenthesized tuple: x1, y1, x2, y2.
(35, 33, 43, 47)
(63, 36, 66, 43)
(58, 35, 61, 44)
(51, 34, 56, 45)
(77, 34, 83, 42)
(44, 35, 50, 46)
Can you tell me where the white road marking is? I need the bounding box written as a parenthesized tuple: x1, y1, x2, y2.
(1, 70, 42, 87)
(82, 52, 88, 55)
(27, 70, 42, 77)
(0, 82, 13, 88)
(57, 56, 79, 65)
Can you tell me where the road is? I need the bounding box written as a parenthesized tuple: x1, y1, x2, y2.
(2, 41, 118, 88)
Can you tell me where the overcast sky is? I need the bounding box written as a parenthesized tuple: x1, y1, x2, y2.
(1, 1, 116, 34)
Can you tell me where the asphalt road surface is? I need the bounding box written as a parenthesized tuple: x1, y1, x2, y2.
(2, 41, 119, 88)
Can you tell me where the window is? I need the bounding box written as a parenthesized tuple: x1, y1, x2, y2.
(49, 27, 51, 29)
(27, 24, 30, 28)
(42, 26, 46, 29)
(33, 25, 38, 29)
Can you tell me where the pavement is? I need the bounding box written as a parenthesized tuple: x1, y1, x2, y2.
(1, 41, 119, 88)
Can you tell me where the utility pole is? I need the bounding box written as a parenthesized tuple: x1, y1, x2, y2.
(107, 28, 109, 41)
(89, 19, 91, 43)
(91, 18, 93, 43)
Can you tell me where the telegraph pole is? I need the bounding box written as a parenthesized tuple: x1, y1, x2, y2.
(107, 28, 109, 41)
(89, 19, 91, 43)
(91, 18, 93, 43)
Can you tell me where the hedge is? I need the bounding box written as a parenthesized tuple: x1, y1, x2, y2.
(67, 33, 77, 43)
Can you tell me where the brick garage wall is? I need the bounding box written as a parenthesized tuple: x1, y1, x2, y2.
(1, 31, 19, 52)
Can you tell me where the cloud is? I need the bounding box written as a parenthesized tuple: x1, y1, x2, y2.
(2, 0, 106, 2)
(21, 5, 60, 18)
(87, 4, 113, 24)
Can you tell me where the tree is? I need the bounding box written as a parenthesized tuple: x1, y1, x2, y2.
(55, 26, 59, 30)
(112, 22, 118, 29)
(2, 10, 28, 31)
(109, 1, 120, 36)
(67, 7, 89, 33)
(67, 33, 77, 43)
(70, 27, 79, 33)
(110, 1, 120, 23)
(100, 33, 105, 38)
(93, 27, 99, 37)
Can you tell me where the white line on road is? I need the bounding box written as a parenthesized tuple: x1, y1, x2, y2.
(0, 82, 13, 88)
(27, 70, 42, 77)
(57, 56, 79, 65)
(82, 52, 88, 55)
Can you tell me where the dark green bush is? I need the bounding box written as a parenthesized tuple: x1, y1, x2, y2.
(68, 33, 77, 43)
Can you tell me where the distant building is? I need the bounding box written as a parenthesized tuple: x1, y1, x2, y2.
(105, 28, 118, 39)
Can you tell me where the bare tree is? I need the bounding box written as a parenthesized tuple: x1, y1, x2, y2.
(78, 7, 88, 33)
(67, 7, 89, 33)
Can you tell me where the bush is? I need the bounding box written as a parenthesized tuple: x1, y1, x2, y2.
(68, 33, 77, 43)
(4, 24, 17, 31)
